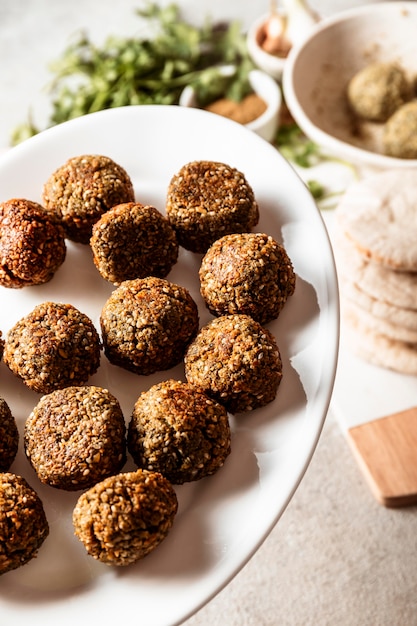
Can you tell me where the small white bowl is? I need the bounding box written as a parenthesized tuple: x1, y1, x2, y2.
(179, 68, 281, 143)
(283, 2, 417, 169)
(246, 13, 287, 81)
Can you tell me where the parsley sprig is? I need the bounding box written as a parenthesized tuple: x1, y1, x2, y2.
(12, 2, 254, 144)
(274, 122, 358, 208)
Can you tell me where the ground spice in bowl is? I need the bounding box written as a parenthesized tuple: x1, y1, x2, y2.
(204, 93, 267, 125)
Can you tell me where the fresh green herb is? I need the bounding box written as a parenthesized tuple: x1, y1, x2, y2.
(307, 179, 326, 199)
(275, 121, 358, 208)
(275, 123, 324, 167)
(12, 2, 254, 145)
(305, 179, 343, 209)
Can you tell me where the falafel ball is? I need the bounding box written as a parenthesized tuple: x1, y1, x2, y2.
(166, 160, 259, 253)
(72, 469, 178, 566)
(24, 386, 126, 491)
(100, 277, 199, 375)
(3, 301, 101, 394)
(347, 62, 412, 122)
(90, 202, 179, 285)
(0, 397, 19, 472)
(42, 154, 135, 243)
(199, 232, 296, 325)
(383, 101, 417, 159)
(0, 473, 49, 575)
(184, 314, 282, 413)
(127, 379, 231, 484)
(0, 198, 66, 288)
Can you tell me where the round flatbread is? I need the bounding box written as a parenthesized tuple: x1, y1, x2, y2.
(340, 277, 417, 331)
(333, 225, 417, 310)
(343, 301, 417, 375)
(336, 169, 417, 271)
(342, 297, 417, 344)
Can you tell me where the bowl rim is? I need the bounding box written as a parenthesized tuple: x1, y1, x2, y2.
(246, 69, 282, 131)
(282, 1, 417, 168)
(179, 67, 281, 135)
(246, 12, 287, 76)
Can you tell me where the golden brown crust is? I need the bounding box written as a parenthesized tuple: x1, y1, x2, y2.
(0, 473, 49, 575)
(128, 379, 231, 484)
(100, 277, 199, 375)
(199, 232, 295, 324)
(166, 160, 259, 253)
(90, 202, 178, 284)
(0, 397, 19, 472)
(185, 314, 282, 413)
(72, 469, 178, 566)
(43, 154, 135, 243)
(3, 301, 101, 394)
(0, 198, 66, 288)
(24, 386, 126, 491)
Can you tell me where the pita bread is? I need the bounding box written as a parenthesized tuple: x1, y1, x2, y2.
(336, 169, 417, 271)
(340, 277, 417, 331)
(342, 297, 417, 343)
(343, 304, 417, 375)
(334, 225, 417, 310)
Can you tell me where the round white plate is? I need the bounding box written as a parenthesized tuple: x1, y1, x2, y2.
(0, 105, 339, 626)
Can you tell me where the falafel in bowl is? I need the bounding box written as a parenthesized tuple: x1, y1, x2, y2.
(282, 2, 417, 169)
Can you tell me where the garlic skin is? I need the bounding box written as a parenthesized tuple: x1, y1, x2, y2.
(281, 0, 319, 47)
(261, 0, 319, 56)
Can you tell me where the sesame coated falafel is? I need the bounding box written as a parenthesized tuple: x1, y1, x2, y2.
(127, 379, 231, 484)
(347, 62, 412, 122)
(42, 154, 135, 243)
(185, 314, 282, 413)
(24, 386, 126, 491)
(90, 202, 179, 285)
(199, 232, 296, 324)
(166, 160, 259, 253)
(0, 397, 19, 472)
(100, 276, 199, 375)
(0, 198, 66, 288)
(383, 101, 417, 159)
(72, 469, 178, 566)
(3, 301, 101, 394)
(0, 473, 49, 575)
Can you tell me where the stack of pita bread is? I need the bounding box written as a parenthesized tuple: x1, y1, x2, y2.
(333, 169, 417, 375)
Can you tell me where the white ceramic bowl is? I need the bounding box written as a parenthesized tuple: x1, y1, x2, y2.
(246, 13, 287, 81)
(283, 2, 417, 169)
(179, 68, 281, 143)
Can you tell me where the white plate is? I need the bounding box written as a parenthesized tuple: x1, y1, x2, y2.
(0, 105, 339, 626)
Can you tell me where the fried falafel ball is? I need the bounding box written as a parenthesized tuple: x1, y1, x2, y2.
(42, 154, 135, 243)
(166, 160, 259, 253)
(0, 198, 66, 288)
(0, 473, 49, 575)
(185, 314, 282, 413)
(24, 386, 126, 491)
(100, 277, 199, 375)
(127, 379, 231, 484)
(0, 397, 19, 472)
(3, 301, 101, 394)
(72, 469, 178, 566)
(90, 202, 179, 285)
(199, 232, 296, 325)
(347, 62, 412, 122)
(383, 101, 417, 159)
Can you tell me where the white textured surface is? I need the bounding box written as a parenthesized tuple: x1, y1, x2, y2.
(1, 2, 416, 625)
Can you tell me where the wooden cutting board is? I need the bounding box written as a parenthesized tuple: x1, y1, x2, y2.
(347, 406, 417, 508)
